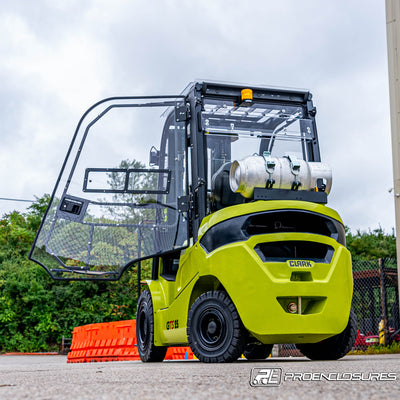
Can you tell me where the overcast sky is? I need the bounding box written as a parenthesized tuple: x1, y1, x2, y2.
(0, 0, 394, 233)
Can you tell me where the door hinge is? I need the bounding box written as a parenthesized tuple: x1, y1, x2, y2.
(177, 195, 192, 213)
(175, 103, 191, 122)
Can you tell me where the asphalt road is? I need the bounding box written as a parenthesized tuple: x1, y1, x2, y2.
(0, 354, 399, 400)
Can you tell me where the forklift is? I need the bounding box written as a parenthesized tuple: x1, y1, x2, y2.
(30, 81, 357, 362)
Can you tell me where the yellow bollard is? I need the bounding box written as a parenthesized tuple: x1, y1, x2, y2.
(378, 319, 387, 346)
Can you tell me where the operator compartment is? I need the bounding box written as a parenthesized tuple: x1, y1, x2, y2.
(202, 86, 331, 214)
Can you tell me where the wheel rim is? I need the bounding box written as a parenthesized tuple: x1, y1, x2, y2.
(198, 307, 227, 349)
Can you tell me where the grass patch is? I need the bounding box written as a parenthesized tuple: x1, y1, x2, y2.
(349, 342, 400, 355)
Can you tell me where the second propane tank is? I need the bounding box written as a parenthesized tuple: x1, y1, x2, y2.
(229, 153, 332, 199)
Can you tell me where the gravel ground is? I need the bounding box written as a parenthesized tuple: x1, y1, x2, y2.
(0, 354, 399, 400)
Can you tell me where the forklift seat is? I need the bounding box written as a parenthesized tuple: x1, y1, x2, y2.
(211, 162, 245, 211)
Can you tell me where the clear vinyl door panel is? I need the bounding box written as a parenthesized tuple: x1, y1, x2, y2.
(30, 97, 188, 280)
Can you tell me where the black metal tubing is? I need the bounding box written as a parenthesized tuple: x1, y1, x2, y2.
(151, 257, 159, 281)
(46, 219, 177, 229)
(89, 200, 177, 211)
(29, 95, 184, 265)
(188, 83, 207, 241)
(83, 168, 172, 194)
(199, 81, 311, 103)
(48, 269, 118, 276)
(46, 246, 188, 281)
(137, 223, 142, 296)
(306, 97, 321, 162)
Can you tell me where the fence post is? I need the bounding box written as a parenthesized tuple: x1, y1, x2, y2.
(61, 335, 65, 354)
(378, 258, 389, 345)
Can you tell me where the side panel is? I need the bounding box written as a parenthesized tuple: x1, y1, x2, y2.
(30, 97, 189, 280)
(149, 274, 199, 346)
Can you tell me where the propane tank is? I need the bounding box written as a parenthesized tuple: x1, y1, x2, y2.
(229, 153, 332, 199)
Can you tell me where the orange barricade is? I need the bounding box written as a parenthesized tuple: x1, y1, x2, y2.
(67, 325, 89, 363)
(164, 346, 194, 360)
(67, 320, 193, 363)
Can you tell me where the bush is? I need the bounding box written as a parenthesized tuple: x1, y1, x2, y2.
(346, 226, 396, 261)
(0, 195, 147, 353)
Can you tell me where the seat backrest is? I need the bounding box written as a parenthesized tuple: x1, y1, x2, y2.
(211, 162, 245, 211)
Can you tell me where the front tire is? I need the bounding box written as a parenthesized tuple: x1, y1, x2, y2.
(136, 290, 167, 362)
(187, 291, 245, 363)
(296, 308, 357, 360)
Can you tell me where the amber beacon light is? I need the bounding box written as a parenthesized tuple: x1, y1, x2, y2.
(241, 88, 253, 102)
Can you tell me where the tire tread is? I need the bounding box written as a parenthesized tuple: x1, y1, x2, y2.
(296, 308, 358, 360)
(136, 290, 167, 362)
(187, 290, 244, 363)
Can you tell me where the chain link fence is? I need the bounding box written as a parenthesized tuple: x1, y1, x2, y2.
(352, 257, 399, 348)
(273, 258, 399, 357)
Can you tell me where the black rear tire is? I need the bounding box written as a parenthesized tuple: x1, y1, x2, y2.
(243, 342, 273, 360)
(136, 290, 167, 362)
(296, 308, 357, 360)
(187, 290, 245, 363)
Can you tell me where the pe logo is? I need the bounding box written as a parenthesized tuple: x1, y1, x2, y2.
(250, 368, 283, 387)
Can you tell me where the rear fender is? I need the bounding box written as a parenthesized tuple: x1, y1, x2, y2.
(188, 275, 224, 310)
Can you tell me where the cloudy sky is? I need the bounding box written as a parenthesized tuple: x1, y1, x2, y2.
(0, 0, 394, 233)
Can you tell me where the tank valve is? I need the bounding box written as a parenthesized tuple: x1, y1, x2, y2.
(287, 303, 298, 314)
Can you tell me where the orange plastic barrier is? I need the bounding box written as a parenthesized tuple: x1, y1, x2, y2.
(67, 320, 193, 363)
(164, 346, 194, 360)
(67, 325, 89, 363)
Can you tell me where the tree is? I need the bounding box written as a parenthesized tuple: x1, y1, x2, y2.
(0, 195, 148, 352)
(345, 226, 397, 261)
(102, 158, 158, 224)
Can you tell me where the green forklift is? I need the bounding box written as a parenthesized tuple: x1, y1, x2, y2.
(30, 81, 356, 362)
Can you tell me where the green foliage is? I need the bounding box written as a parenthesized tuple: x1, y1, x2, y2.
(349, 342, 400, 355)
(345, 226, 397, 261)
(0, 195, 149, 353)
(103, 158, 158, 223)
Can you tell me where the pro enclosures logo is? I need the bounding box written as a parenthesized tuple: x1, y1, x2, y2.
(250, 368, 283, 387)
(249, 368, 397, 387)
